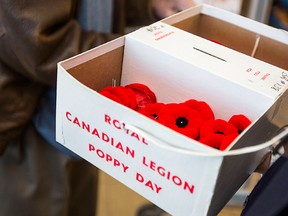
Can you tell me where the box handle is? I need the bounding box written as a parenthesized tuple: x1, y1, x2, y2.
(122, 122, 288, 157)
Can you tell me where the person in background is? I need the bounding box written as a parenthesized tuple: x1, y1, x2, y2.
(125, 0, 196, 30)
(0, 1, 195, 216)
(269, 0, 288, 31)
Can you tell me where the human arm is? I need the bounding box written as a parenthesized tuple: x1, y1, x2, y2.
(0, 0, 118, 154)
(125, 0, 196, 27)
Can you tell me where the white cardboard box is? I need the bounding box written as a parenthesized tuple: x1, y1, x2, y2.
(56, 4, 288, 216)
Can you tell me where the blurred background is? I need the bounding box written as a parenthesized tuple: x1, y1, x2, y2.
(124, 0, 287, 32)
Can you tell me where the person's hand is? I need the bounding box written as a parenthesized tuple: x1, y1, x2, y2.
(151, 0, 196, 19)
(254, 151, 272, 174)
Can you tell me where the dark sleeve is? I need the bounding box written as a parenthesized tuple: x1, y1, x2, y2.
(0, 0, 118, 86)
(0, 0, 119, 154)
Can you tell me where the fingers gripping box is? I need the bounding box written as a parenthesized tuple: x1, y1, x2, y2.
(56, 4, 288, 216)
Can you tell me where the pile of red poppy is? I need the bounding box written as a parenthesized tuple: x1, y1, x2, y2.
(100, 83, 251, 150)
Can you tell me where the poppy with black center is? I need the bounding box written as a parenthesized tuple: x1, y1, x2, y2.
(228, 114, 251, 134)
(182, 99, 215, 121)
(199, 119, 238, 149)
(176, 116, 189, 128)
(158, 103, 204, 139)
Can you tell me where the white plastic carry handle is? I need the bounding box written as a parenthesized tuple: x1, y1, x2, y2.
(122, 122, 288, 157)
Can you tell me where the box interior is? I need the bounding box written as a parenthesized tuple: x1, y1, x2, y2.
(67, 46, 124, 92)
(170, 14, 288, 70)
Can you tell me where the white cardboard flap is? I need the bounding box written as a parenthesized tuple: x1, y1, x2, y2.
(161, 4, 288, 72)
(163, 4, 288, 45)
(201, 4, 288, 44)
(121, 22, 288, 123)
(122, 22, 287, 99)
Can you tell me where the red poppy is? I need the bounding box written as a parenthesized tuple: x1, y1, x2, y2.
(199, 134, 224, 149)
(182, 99, 215, 121)
(157, 103, 203, 139)
(228, 114, 251, 134)
(138, 103, 165, 121)
(125, 83, 157, 110)
(220, 133, 239, 151)
(99, 86, 137, 109)
(199, 119, 238, 149)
